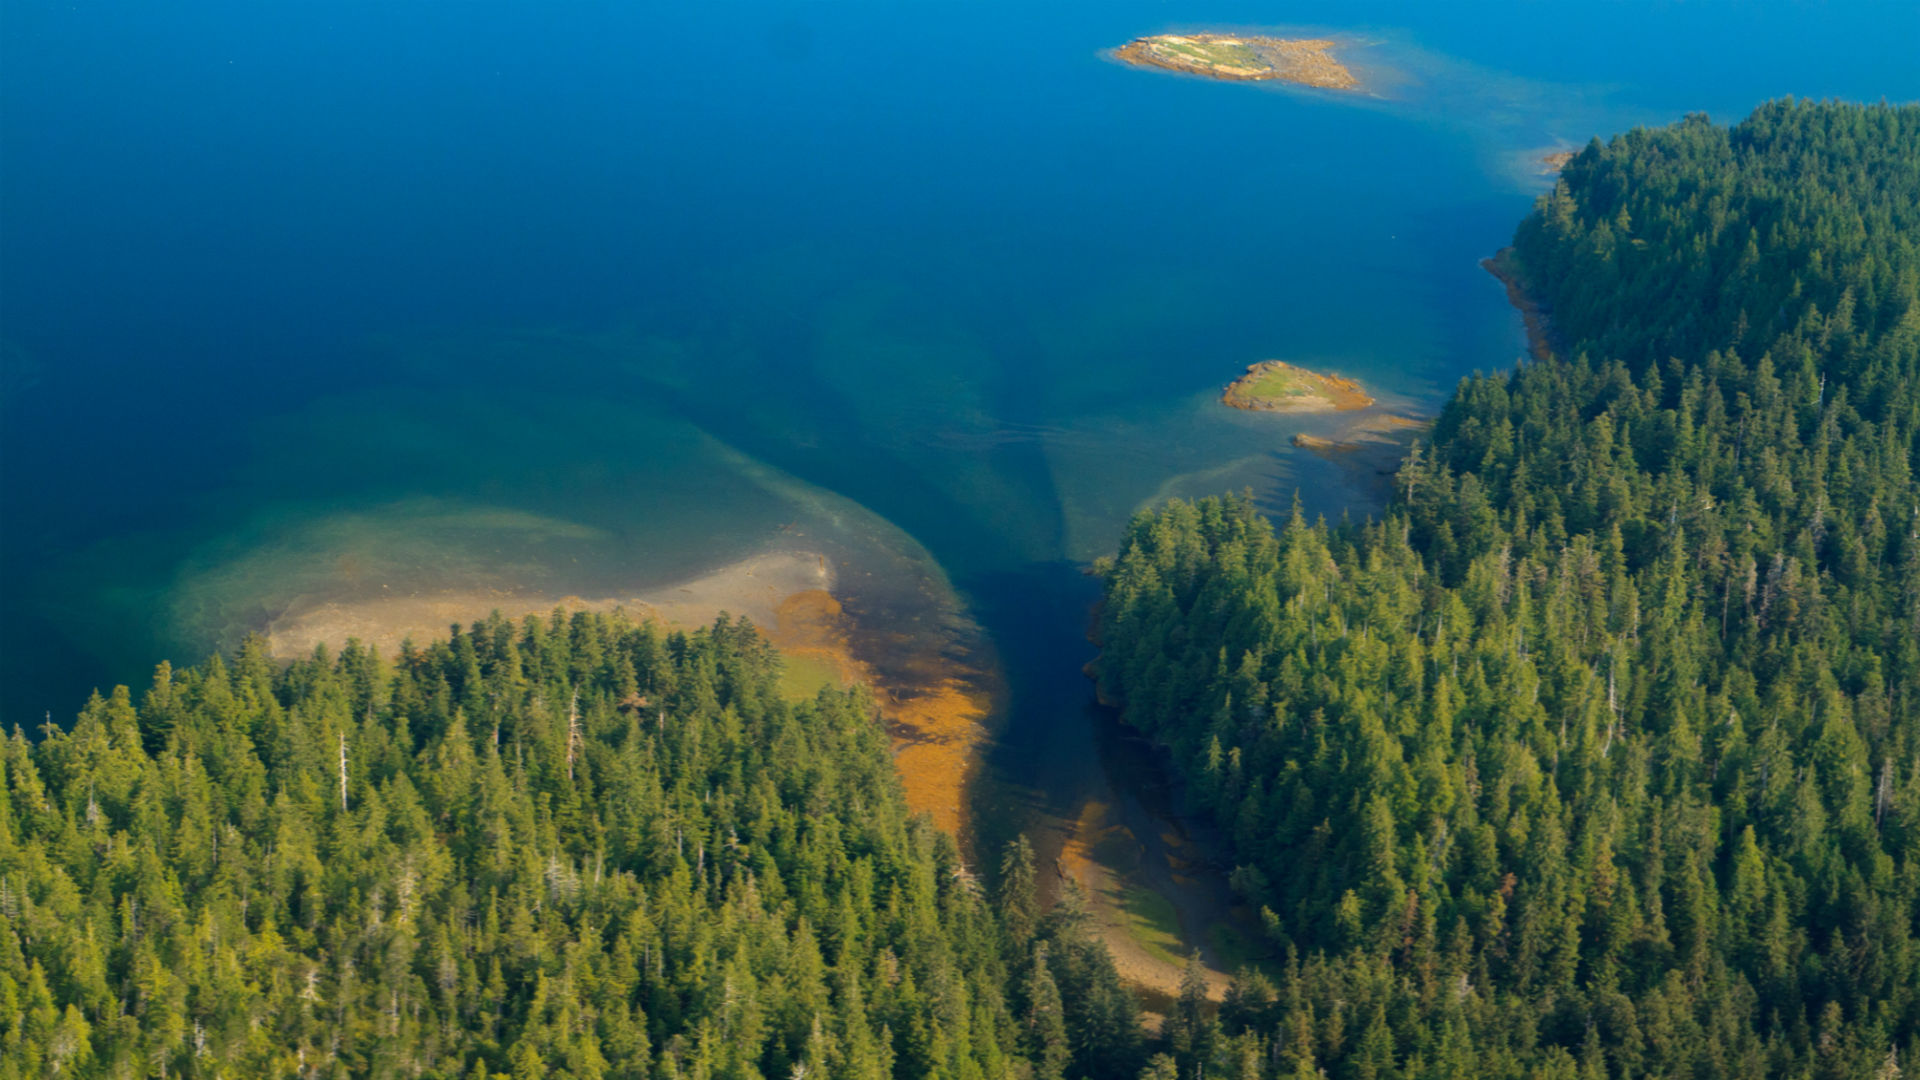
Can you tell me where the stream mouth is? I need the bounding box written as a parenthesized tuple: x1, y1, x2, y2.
(14, 326, 1417, 1007)
(948, 409, 1420, 1002)
(956, 561, 1256, 1000)
(1, 0, 1630, 1016)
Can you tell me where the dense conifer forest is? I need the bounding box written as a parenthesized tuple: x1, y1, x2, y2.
(9, 97, 1918, 1080)
(1097, 99, 1920, 1078)
(0, 612, 1139, 1078)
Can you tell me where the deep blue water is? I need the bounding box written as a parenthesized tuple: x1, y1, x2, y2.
(4, 0, 1917, 759)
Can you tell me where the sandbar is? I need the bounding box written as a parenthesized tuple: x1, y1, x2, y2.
(1291, 411, 1425, 453)
(1055, 799, 1232, 1009)
(265, 548, 832, 660)
(265, 545, 992, 838)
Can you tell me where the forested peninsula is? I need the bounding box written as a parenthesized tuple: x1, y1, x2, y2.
(0, 614, 1143, 1078)
(1097, 100, 1920, 1078)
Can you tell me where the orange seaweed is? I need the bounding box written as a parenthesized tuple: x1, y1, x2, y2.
(770, 589, 992, 838)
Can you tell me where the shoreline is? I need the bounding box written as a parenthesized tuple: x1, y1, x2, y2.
(265, 548, 836, 661)
(1482, 247, 1558, 362)
(266, 544, 994, 839)
(1063, 252, 1543, 1003)
(1061, 636, 1253, 1008)
(1054, 793, 1236, 1009)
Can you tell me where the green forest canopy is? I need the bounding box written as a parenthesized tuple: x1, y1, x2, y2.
(0, 612, 1141, 1079)
(7, 96, 1919, 1080)
(1097, 99, 1920, 1079)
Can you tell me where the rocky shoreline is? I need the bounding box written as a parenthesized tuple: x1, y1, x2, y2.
(1482, 247, 1559, 362)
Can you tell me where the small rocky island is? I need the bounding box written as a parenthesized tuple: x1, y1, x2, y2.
(1115, 33, 1361, 91)
(1222, 361, 1373, 412)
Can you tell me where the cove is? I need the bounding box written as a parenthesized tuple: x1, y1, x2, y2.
(4, 0, 1917, 1004)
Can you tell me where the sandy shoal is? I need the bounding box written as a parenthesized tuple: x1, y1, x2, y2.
(1055, 799, 1232, 1005)
(265, 546, 991, 838)
(266, 549, 833, 660)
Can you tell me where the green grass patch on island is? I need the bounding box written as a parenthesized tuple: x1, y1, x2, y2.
(1236, 366, 1318, 401)
(1220, 360, 1374, 412)
(1119, 884, 1190, 971)
(777, 653, 844, 702)
(1159, 38, 1263, 70)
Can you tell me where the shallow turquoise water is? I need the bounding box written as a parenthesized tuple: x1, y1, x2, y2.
(3, 0, 1916, 803)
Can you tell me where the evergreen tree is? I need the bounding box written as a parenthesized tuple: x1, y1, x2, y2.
(1096, 99, 1920, 1080)
(0, 613, 1134, 1078)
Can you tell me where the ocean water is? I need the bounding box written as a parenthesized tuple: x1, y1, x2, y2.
(4, 0, 1917, 838)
